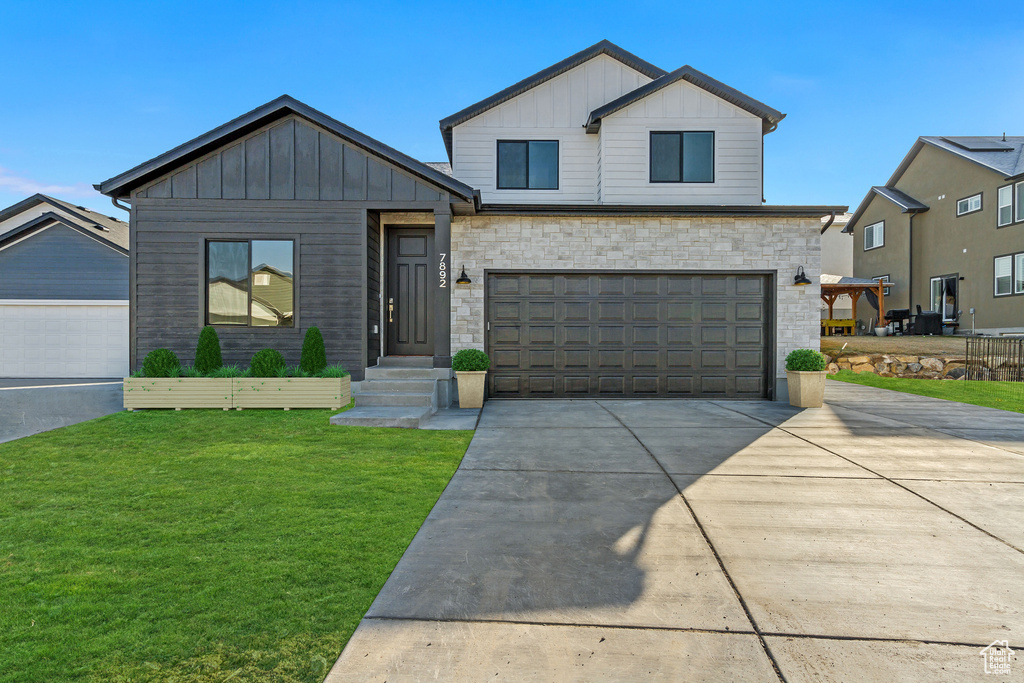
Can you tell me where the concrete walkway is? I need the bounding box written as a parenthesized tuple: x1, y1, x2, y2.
(327, 383, 1024, 682)
(0, 379, 123, 444)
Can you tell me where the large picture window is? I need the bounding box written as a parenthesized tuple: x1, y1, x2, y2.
(496, 140, 558, 189)
(207, 239, 294, 327)
(650, 131, 715, 183)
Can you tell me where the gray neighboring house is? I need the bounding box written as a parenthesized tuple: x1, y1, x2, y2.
(848, 136, 1024, 334)
(97, 40, 843, 400)
(0, 194, 129, 377)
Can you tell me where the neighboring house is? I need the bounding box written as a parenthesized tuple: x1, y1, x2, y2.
(820, 213, 853, 319)
(848, 136, 1024, 334)
(0, 194, 129, 377)
(96, 40, 843, 400)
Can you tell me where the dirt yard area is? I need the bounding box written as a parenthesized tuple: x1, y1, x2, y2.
(821, 335, 967, 358)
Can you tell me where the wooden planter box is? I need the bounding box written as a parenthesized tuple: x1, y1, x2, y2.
(123, 377, 233, 410)
(232, 377, 350, 409)
(123, 376, 350, 410)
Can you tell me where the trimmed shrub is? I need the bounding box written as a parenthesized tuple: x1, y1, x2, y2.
(142, 349, 180, 378)
(785, 349, 827, 372)
(300, 326, 327, 374)
(194, 326, 223, 375)
(452, 349, 491, 372)
(250, 349, 286, 378)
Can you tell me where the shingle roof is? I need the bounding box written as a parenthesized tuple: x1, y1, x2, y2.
(0, 194, 128, 252)
(921, 136, 1024, 179)
(585, 65, 785, 135)
(96, 95, 477, 203)
(438, 40, 667, 161)
(869, 186, 929, 212)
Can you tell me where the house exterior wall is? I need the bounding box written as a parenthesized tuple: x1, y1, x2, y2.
(820, 222, 853, 319)
(450, 215, 821, 381)
(0, 224, 128, 299)
(852, 144, 1024, 332)
(598, 80, 763, 205)
(451, 54, 653, 204)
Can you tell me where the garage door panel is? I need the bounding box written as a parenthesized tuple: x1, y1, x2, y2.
(486, 273, 770, 399)
(0, 302, 128, 378)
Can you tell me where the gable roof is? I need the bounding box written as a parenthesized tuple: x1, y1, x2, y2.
(0, 194, 129, 252)
(438, 40, 667, 160)
(96, 95, 477, 203)
(845, 135, 1024, 231)
(585, 64, 785, 135)
(846, 185, 930, 234)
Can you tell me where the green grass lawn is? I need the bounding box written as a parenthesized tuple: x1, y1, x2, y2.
(829, 370, 1024, 413)
(0, 410, 473, 683)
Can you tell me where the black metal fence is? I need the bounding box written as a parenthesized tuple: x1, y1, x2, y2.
(966, 337, 1024, 382)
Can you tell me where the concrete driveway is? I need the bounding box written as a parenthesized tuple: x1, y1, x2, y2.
(328, 383, 1024, 682)
(0, 379, 123, 444)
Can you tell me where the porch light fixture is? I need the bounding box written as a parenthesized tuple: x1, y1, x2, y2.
(456, 267, 471, 285)
(793, 266, 812, 286)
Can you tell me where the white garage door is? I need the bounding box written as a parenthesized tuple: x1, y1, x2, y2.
(0, 300, 129, 378)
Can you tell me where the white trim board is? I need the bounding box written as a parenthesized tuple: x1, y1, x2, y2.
(0, 299, 129, 306)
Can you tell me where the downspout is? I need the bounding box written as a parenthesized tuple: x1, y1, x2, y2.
(111, 196, 131, 214)
(908, 212, 914, 312)
(819, 211, 836, 235)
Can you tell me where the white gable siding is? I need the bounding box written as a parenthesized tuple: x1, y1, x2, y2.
(599, 79, 763, 205)
(451, 54, 653, 204)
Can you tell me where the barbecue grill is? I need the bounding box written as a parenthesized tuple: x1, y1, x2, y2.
(885, 308, 910, 335)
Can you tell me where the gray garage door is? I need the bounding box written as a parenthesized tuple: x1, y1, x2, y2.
(486, 272, 772, 399)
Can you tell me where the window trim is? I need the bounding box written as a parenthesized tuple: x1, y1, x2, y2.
(205, 237, 296, 328)
(863, 220, 885, 251)
(955, 192, 982, 217)
(648, 130, 716, 184)
(929, 273, 959, 322)
(1016, 181, 1024, 223)
(997, 184, 1014, 227)
(993, 253, 1015, 298)
(872, 274, 892, 297)
(495, 139, 559, 190)
(1017, 253, 1024, 295)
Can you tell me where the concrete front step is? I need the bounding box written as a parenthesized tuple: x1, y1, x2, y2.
(376, 356, 434, 368)
(363, 367, 439, 380)
(357, 378, 436, 393)
(330, 406, 432, 429)
(356, 392, 435, 407)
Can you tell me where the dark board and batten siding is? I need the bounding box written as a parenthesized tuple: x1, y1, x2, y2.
(367, 212, 381, 366)
(132, 202, 366, 379)
(139, 117, 444, 204)
(0, 225, 128, 299)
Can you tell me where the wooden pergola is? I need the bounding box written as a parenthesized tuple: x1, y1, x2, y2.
(820, 275, 886, 322)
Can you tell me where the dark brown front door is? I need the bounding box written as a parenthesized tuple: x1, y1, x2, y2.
(387, 228, 434, 356)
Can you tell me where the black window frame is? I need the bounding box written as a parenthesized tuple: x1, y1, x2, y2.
(495, 140, 559, 190)
(863, 220, 885, 251)
(205, 238, 296, 327)
(872, 274, 892, 297)
(997, 184, 1014, 228)
(993, 251, 1024, 298)
(649, 131, 716, 184)
(955, 192, 982, 217)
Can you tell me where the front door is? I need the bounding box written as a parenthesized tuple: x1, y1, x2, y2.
(386, 228, 435, 356)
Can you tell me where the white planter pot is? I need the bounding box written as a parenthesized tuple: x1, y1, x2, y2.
(786, 370, 827, 408)
(874, 326, 889, 337)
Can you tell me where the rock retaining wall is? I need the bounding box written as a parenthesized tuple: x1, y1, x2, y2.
(826, 354, 967, 379)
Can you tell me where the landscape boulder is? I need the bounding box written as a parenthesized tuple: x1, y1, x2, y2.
(919, 357, 944, 372)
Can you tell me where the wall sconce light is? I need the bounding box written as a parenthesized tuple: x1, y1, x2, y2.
(456, 267, 471, 285)
(793, 266, 811, 286)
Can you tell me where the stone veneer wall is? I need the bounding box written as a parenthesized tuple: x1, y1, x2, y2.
(450, 215, 822, 380)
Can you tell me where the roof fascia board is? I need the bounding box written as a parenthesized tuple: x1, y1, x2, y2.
(97, 96, 476, 202)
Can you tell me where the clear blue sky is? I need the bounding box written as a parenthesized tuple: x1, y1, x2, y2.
(2, 1, 1022, 218)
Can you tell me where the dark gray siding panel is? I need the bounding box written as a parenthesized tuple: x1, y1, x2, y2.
(367, 212, 381, 366)
(0, 225, 128, 299)
(132, 199, 367, 380)
(136, 116, 451, 205)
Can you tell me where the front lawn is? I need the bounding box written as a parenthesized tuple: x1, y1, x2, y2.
(829, 370, 1024, 414)
(0, 410, 473, 682)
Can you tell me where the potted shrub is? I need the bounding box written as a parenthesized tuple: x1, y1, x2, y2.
(785, 349, 828, 408)
(452, 349, 490, 409)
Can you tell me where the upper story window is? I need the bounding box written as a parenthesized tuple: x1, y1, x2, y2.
(207, 239, 294, 327)
(650, 131, 715, 183)
(956, 193, 982, 216)
(998, 185, 1013, 226)
(496, 140, 558, 190)
(995, 252, 1024, 297)
(1017, 182, 1024, 223)
(863, 221, 884, 250)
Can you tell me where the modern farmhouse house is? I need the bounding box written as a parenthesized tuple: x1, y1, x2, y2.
(97, 40, 843, 402)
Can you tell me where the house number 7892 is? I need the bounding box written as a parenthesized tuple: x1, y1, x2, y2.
(439, 252, 447, 288)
